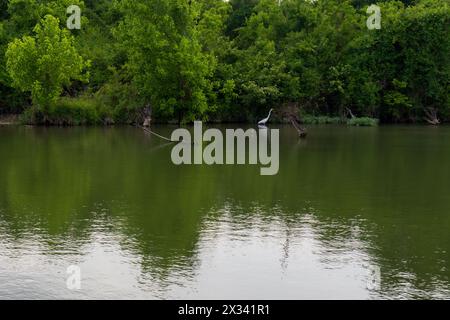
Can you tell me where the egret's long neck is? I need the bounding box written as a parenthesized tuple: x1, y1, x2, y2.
(268, 110, 272, 117)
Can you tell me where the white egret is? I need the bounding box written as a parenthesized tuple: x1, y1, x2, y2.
(258, 109, 273, 126)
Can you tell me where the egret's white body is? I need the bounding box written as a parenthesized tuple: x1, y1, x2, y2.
(258, 109, 273, 126)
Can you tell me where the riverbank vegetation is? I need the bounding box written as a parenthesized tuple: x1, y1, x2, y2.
(0, 0, 448, 125)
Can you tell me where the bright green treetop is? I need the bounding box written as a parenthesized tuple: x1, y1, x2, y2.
(6, 14, 89, 109)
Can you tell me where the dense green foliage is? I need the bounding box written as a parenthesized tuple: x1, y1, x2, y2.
(6, 15, 89, 109)
(0, 0, 448, 124)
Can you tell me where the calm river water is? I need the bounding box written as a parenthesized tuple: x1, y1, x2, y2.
(0, 125, 449, 299)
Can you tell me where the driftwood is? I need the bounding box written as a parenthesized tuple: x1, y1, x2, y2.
(346, 107, 356, 119)
(290, 116, 307, 138)
(139, 125, 178, 142)
(143, 117, 151, 127)
(424, 107, 440, 125)
(280, 102, 308, 138)
(141, 104, 152, 127)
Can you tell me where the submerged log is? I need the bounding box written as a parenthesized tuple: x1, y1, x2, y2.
(139, 125, 178, 142)
(279, 102, 308, 139)
(290, 116, 308, 138)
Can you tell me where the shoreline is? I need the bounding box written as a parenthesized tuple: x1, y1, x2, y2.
(0, 114, 19, 126)
(0, 113, 446, 127)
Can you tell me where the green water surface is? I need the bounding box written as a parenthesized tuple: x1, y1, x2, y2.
(0, 125, 449, 299)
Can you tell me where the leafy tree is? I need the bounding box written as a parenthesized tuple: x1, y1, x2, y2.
(369, 0, 450, 122)
(1, 0, 86, 112)
(115, 0, 220, 124)
(226, 0, 259, 38)
(230, 0, 298, 119)
(6, 15, 89, 109)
